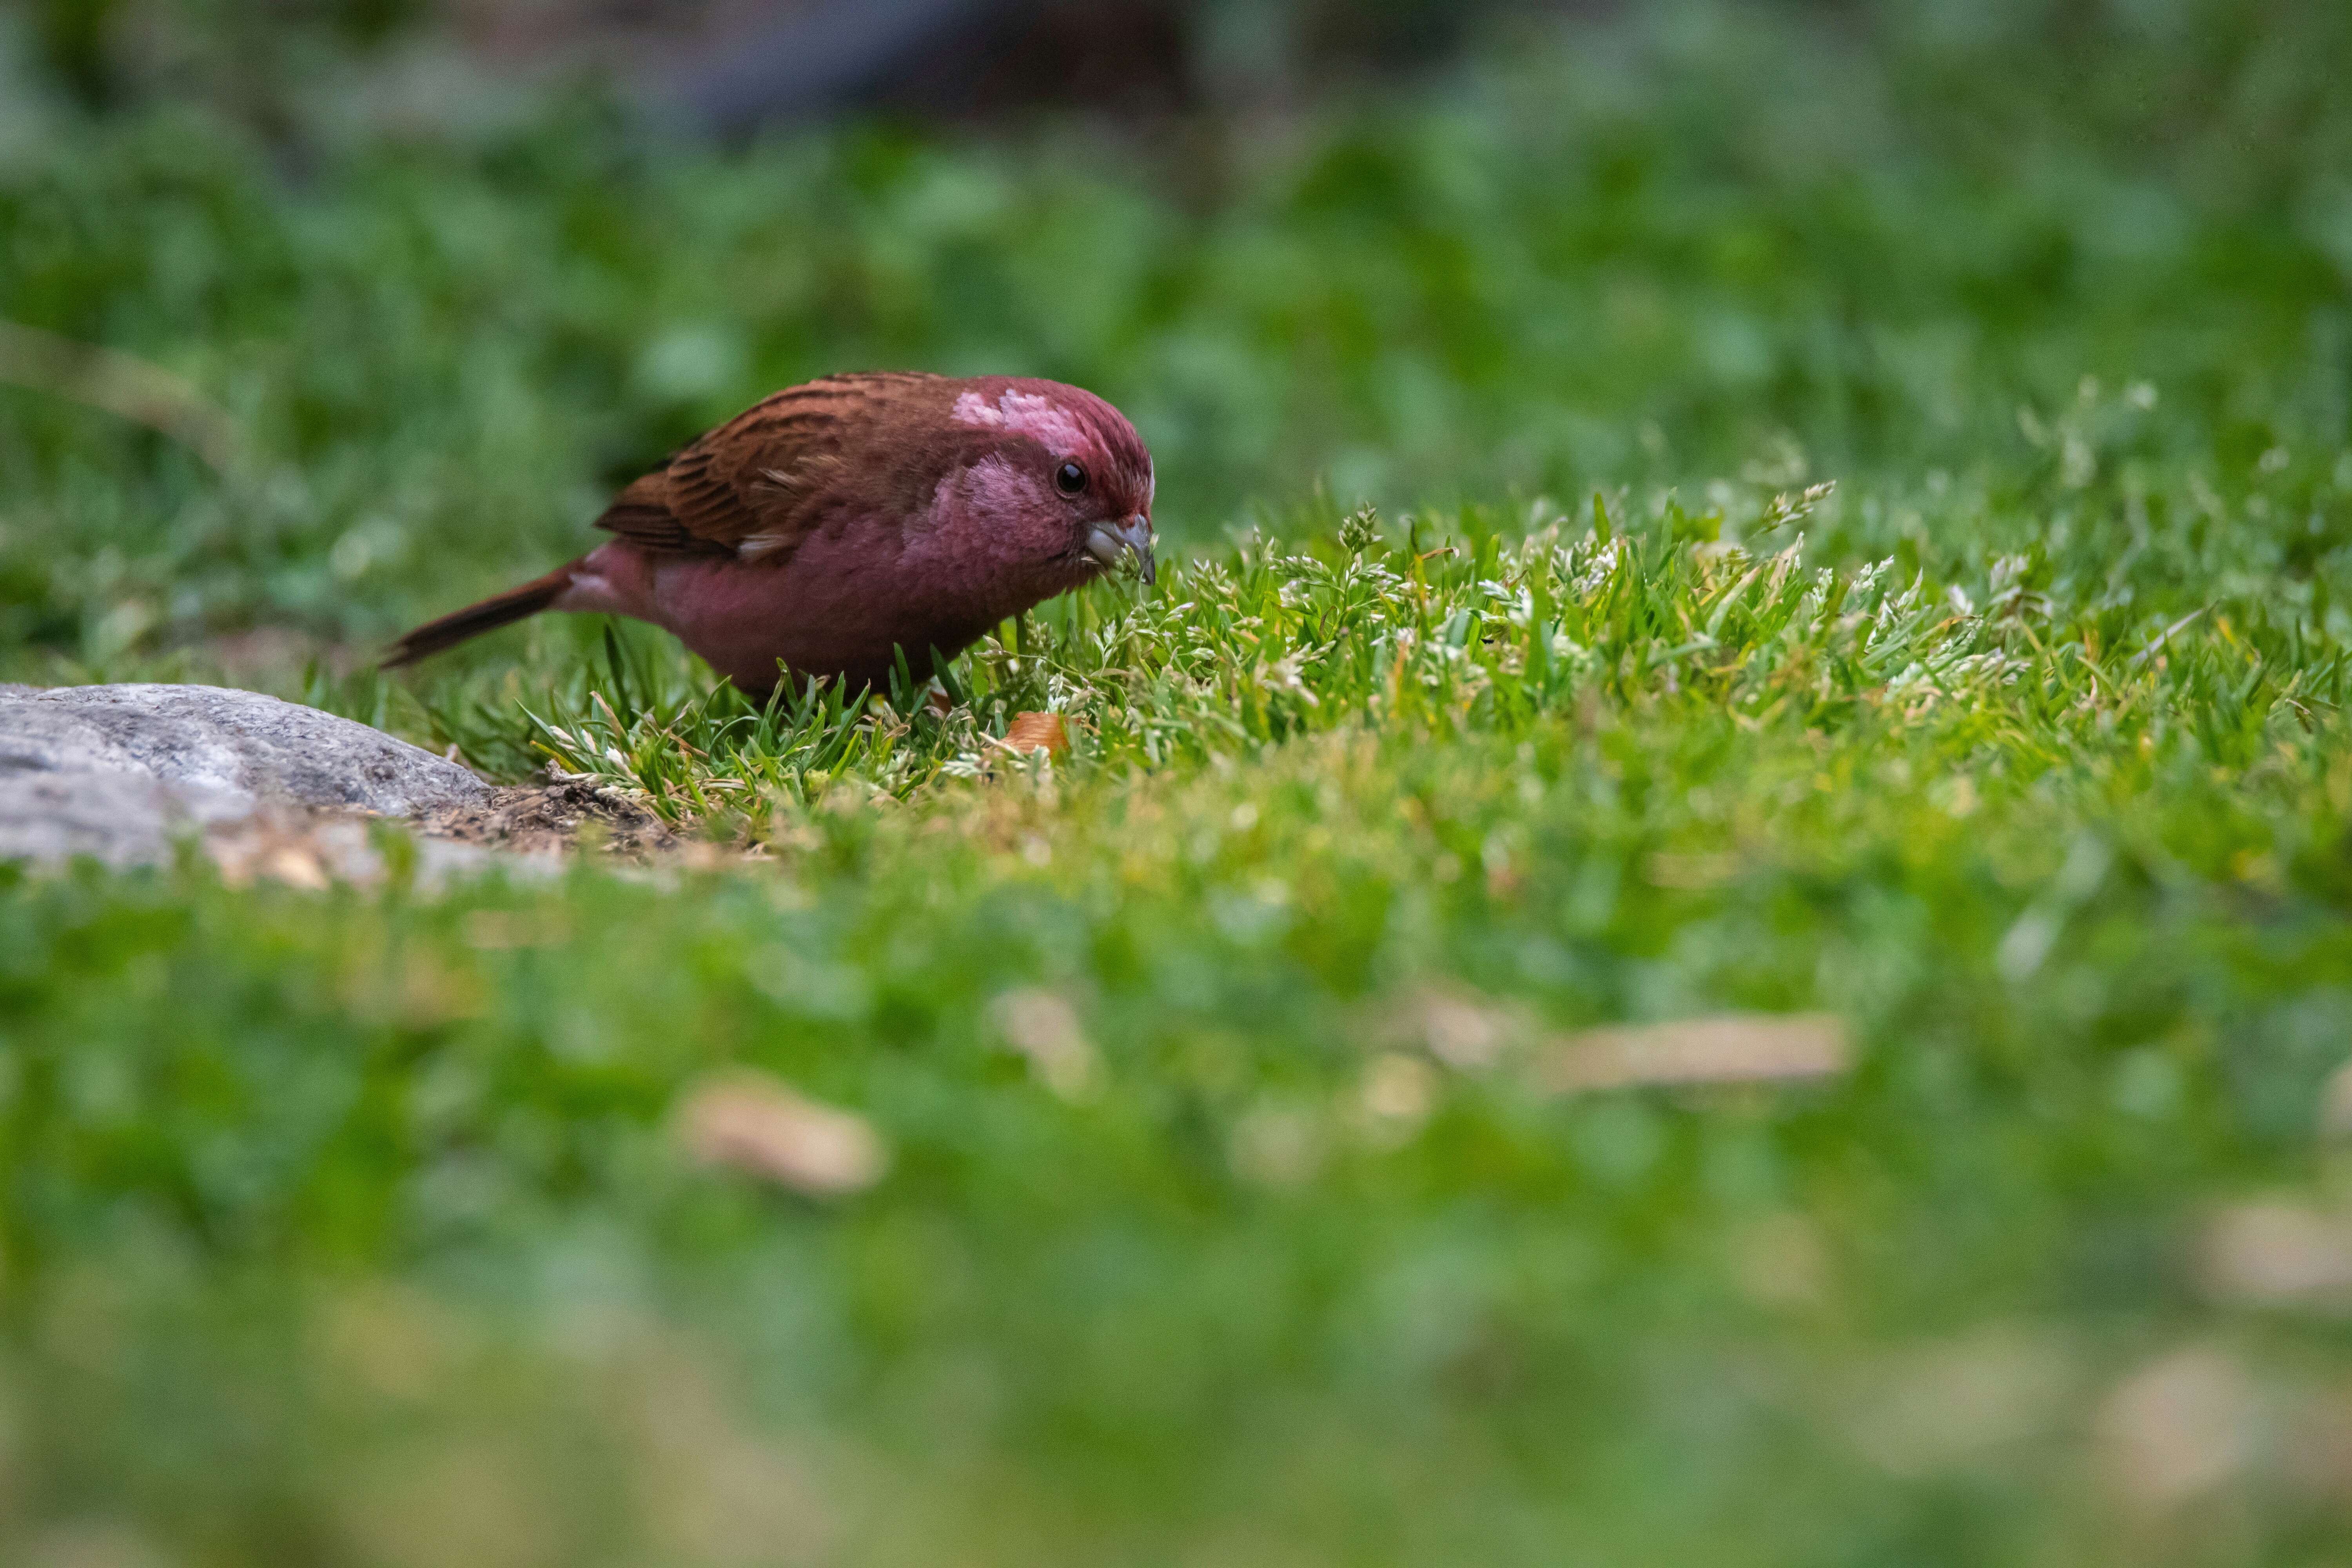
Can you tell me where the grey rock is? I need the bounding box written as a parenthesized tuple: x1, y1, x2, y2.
(0, 683, 489, 814)
(0, 682, 492, 869)
(0, 769, 249, 868)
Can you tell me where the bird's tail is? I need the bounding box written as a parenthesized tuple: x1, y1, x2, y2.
(381, 563, 576, 668)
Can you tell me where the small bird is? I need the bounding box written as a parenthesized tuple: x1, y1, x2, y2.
(384, 371, 1156, 697)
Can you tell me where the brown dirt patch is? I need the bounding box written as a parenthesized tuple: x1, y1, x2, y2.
(417, 780, 681, 857)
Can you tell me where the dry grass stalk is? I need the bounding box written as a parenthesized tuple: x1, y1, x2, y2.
(1542, 1013, 1849, 1092)
(2095, 1347, 2261, 1513)
(2196, 1201, 2352, 1309)
(0, 319, 247, 474)
(675, 1072, 889, 1196)
(988, 987, 1100, 1099)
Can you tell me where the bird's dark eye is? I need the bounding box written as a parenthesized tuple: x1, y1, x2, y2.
(1056, 461, 1088, 495)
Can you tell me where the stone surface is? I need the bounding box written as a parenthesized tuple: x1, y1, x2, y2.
(0, 683, 489, 814)
(0, 768, 248, 869)
(0, 682, 492, 869)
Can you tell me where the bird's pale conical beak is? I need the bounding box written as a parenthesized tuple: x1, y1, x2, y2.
(1085, 515, 1157, 585)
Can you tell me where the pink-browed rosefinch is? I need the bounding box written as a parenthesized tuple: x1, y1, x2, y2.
(384, 372, 1156, 696)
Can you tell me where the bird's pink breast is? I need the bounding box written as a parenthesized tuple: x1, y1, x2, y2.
(649, 533, 920, 690)
(564, 520, 1046, 694)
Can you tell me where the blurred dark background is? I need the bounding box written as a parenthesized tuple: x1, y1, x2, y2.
(24, 0, 1555, 132)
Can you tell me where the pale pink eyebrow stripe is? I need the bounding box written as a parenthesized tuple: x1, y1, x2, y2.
(952, 388, 1094, 457)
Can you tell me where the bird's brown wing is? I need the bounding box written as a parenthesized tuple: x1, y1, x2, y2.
(594, 373, 945, 561)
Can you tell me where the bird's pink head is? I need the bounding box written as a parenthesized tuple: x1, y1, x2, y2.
(945, 377, 1157, 587)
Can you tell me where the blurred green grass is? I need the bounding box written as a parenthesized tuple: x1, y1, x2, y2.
(9, 3, 2352, 1564)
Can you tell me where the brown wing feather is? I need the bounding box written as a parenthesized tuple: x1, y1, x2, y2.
(593, 373, 946, 560)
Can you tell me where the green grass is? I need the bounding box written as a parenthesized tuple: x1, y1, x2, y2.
(9, 2, 2352, 1563)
